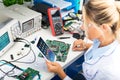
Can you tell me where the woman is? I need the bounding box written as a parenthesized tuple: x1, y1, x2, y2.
(46, 0, 120, 80)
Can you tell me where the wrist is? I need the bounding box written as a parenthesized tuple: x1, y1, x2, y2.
(84, 43, 92, 50)
(57, 69, 67, 79)
(83, 42, 87, 50)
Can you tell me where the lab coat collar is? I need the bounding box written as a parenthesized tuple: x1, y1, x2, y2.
(84, 40, 119, 65)
(84, 39, 101, 61)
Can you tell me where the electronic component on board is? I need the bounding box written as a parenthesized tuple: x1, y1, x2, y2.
(17, 67, 40, 80)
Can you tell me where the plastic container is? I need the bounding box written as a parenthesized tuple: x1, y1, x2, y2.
(65, 0, 81, 13)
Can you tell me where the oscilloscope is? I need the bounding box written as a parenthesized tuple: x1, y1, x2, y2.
(1, 4, 42, 38)
(0, 13, 19, 57)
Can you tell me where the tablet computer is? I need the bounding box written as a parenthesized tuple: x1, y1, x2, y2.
(36, 37, 56, 62)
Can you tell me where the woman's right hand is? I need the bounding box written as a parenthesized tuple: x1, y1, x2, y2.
(72, 39, 86, 51)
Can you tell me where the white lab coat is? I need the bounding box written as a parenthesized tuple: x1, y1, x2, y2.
(83, 40, 120, 80)
(64, 40, 120, 80)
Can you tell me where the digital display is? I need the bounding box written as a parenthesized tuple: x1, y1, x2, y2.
(0, 32, 10, 51)
(37, 37, 56, 62)
(22, 19, 34, 32)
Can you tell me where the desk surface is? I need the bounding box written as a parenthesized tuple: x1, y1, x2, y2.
(0, 28, 84, 80)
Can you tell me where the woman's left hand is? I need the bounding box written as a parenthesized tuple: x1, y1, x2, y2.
(72, 39, 86, 51)
(46, 60, 67, 79)
(46, 60, 62, 73)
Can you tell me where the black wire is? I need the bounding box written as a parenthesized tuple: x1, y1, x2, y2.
(9, 38, 36, 64)
(0, 60, 10, 67)
(0, 60, 25, 79)
(0, 64, 16, 79)
(3, 66, 15, 77)
(0, 60, 24, 71)
(38, 73, 41, 80)
(0, 38, 37, 79)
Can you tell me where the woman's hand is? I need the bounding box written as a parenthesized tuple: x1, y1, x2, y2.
(72, 39, 92, 51)
(46, 60, 62, 73)
(72, 39, 86, 51)
(46, 60, 67, 79)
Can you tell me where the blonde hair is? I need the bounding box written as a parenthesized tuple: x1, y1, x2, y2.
(84, 0, 120, 40)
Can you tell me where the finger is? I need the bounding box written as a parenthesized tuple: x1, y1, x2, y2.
(46, 62, 54, 70)
(72, 39, 83, 48)
(46, 59, 51, 63)
(73, 47, 84, 51)
(46, 61, 53, 68)
(72, 42, 80, 49)
(46, 61, 57, 66)
(72, 41, 77, 48)
(51, 62, 59, 66)
(46, 60, 51, 65)
(72, 43, 82, 50)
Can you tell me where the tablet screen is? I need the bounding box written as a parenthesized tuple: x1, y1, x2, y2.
(37, 37, 56, 62)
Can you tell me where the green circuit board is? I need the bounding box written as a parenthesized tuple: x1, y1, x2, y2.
(17, 67, 40, 80)
(38, 40, 71, 62)
(46, 40, 70, 62)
